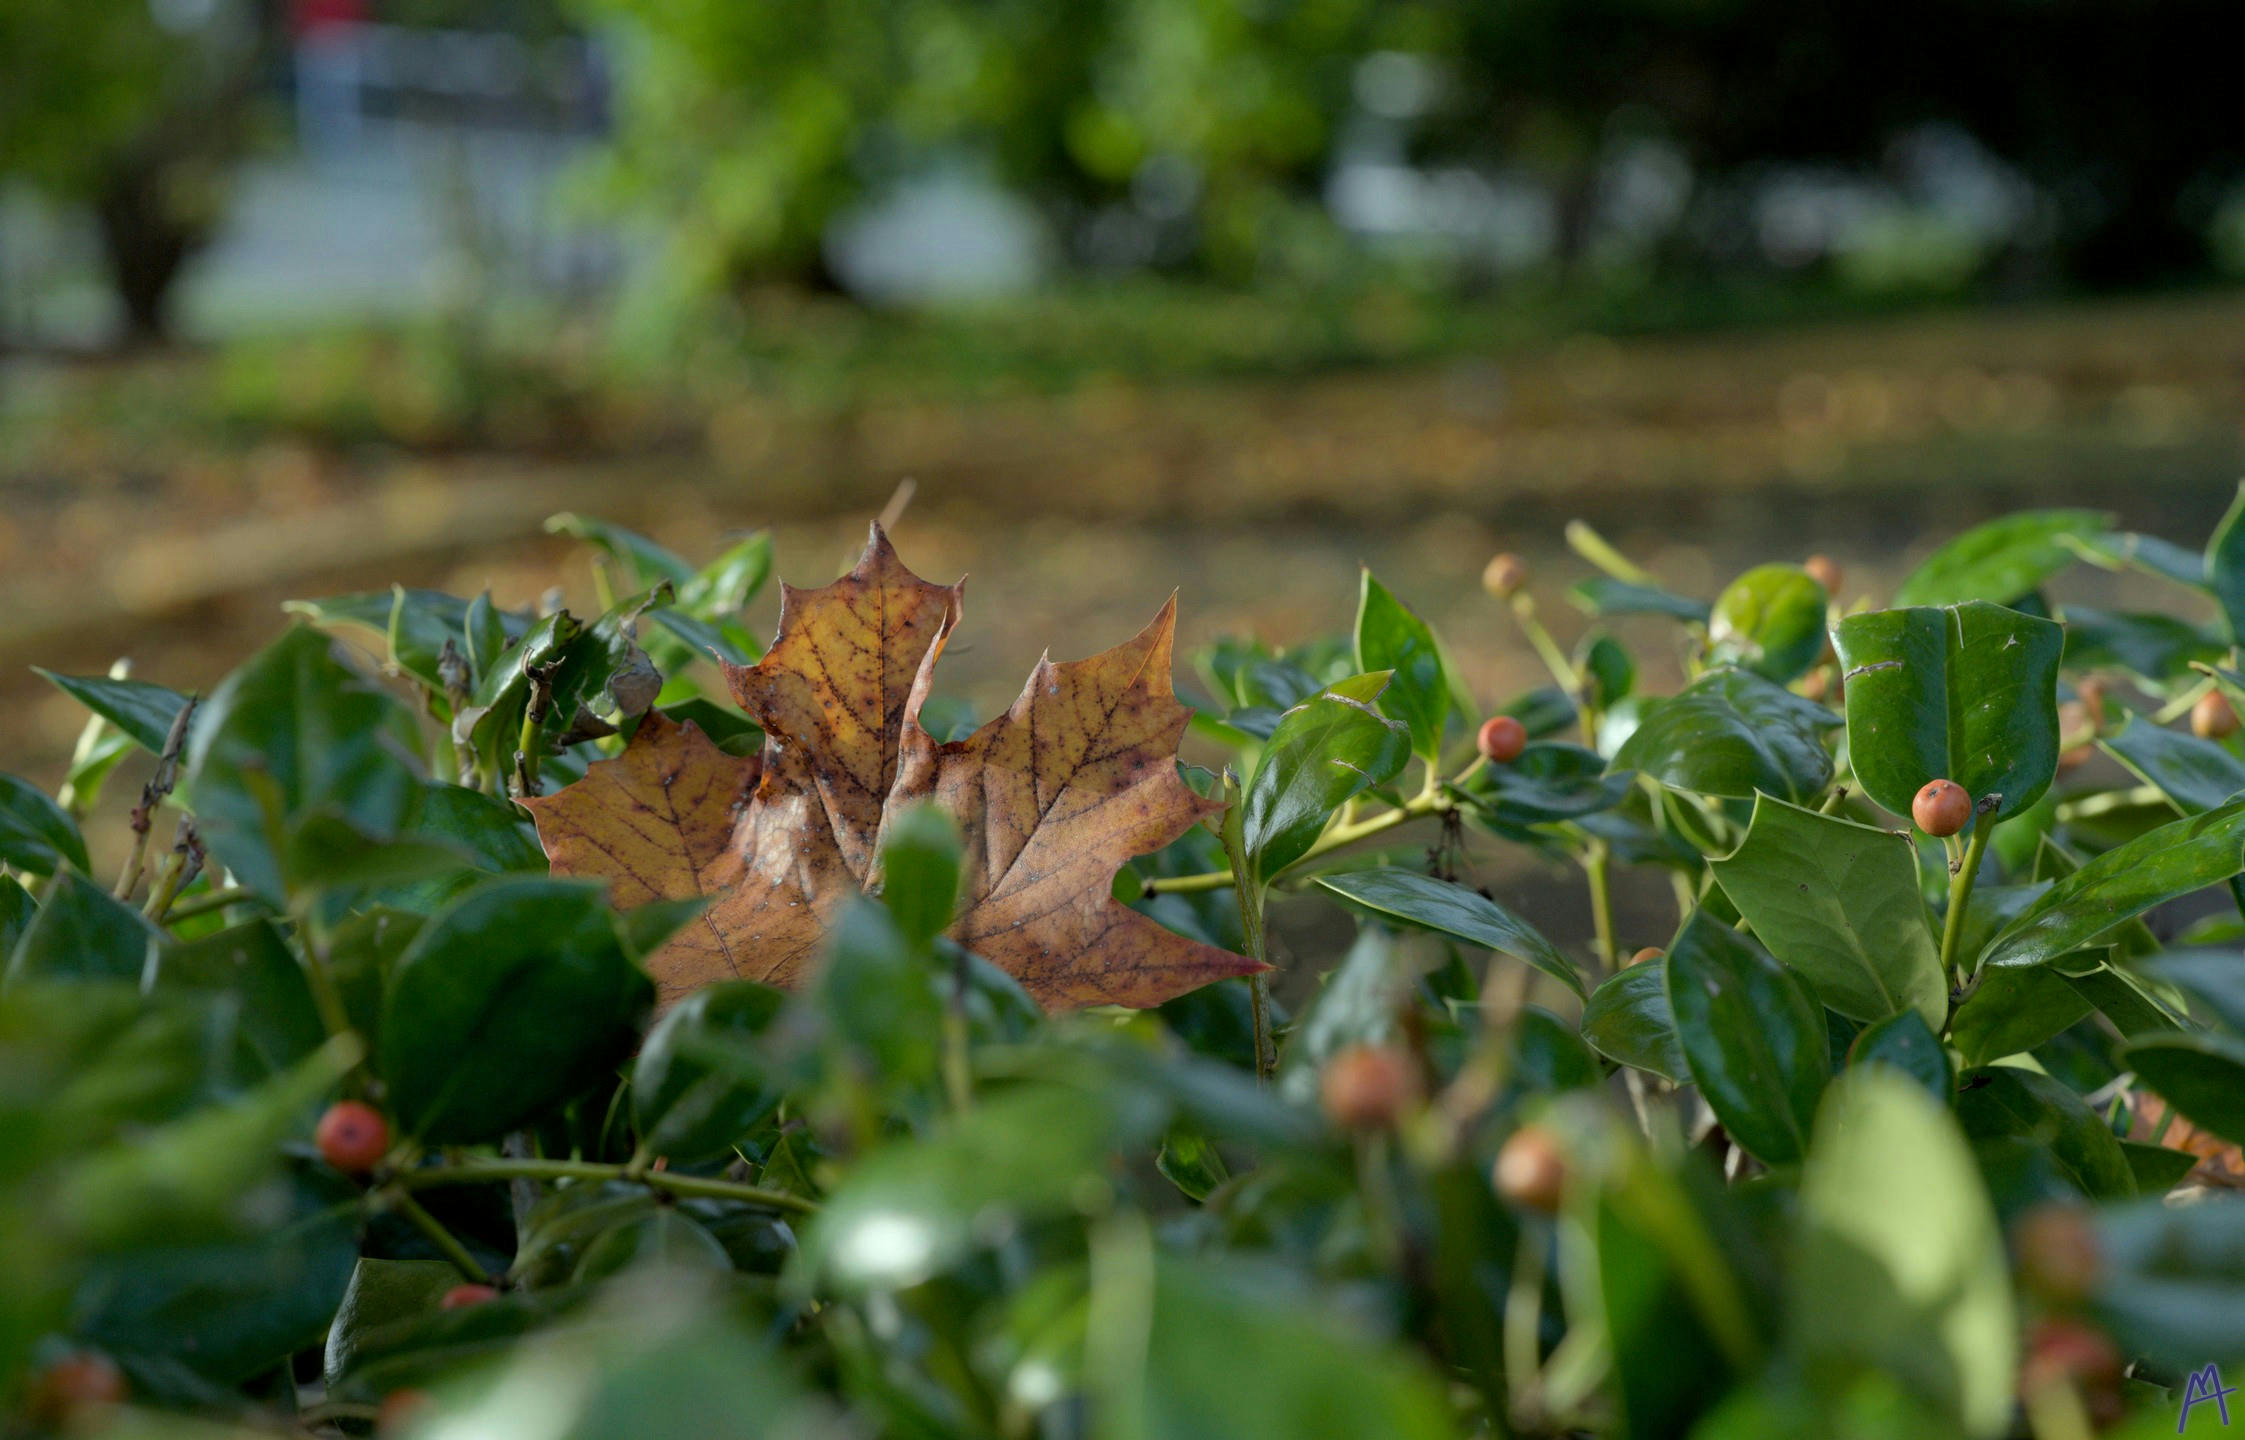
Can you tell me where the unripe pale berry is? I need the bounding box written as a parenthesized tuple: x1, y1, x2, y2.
(1803, 554, 1843, 597)
(1478, 715, 1528, 764)
(1912, 779, 1971, 837)
(1482, 553, 1527, 599)
(26, 1353, 127, 1426)
(1493, 1125, 1567, 1213)
(1320, 1044, 1419, 1132)
(441, 1283, 499, 1310)
(1628, 947, 1664, 967)
(2195, 690, 2239, 740)
(2014, 1204, 2101, 1307)
(315, 1101, 391, 1175)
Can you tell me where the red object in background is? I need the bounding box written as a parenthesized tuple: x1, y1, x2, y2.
(292, 0, 369, 37)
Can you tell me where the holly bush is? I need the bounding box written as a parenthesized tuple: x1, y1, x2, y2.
(7, 494, 2245, 1440)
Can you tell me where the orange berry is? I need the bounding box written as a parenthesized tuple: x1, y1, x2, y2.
(2014, 1204, 2101, 1307)
(377, 1388, 433, 1435)
(1477, 715, 1528, 764)
(26, 1353, 127, 1425)
(315, 1101, 391, 1175)
(440, 1283, 499, 1310)
(1803, 554, 1843, 596)
(1482, 553, 1527, 599)
(1493, 1125, 1568, 1213)
(1912, 779, 1971, 837)
(1319, 1045, 1419, 1132)
(2195, 690, 2239, 741)
(1628, 947, 1664, 967)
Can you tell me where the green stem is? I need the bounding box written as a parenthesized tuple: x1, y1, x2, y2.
(1144, 786, 1447, 896)
(161, 886, 256, 924)
(1582, 840, 1617, 973)
(392, 1191, 491, 1285)
(1216, 775, 1274, 1082)
(1510, 594, 1580, 694)
(398, 1156, 818, 1215)
(1937, 819, 1996, 985)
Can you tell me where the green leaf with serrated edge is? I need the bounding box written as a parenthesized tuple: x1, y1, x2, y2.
(1581, 960, 1685, 1080)
(1461, 742, 1633, 827)
(2101, 714, 2245, 815)
(1665, 913, 1828, 1165)
(1712, 795, 1946, 1028)
(1709, 564, 1829, 683)
(34, 670, 191, 754)
(379, 877, 651, 1144)
(1568, 575, 1711, 623)
(1354, 571, 1460, 763)
(1611, 668, 1838, 802)
(183, 627, 419, 903)
(1314, 867, 1579, 997)
(1834, 600, 2062, 825)
(1240, 672, 1410, 881)
(1955, 1066, 2133, 1200)
(1894, 508, 2110, 606)
(1847, 1010, 1951, 1100)
(2121, 1031, 2245, 1146)
(1796, 1070, 2015, 1439)
(2207, 479, 2245, 642)
(0, 773, 87, 877)
(1980, 800, 2245, 970)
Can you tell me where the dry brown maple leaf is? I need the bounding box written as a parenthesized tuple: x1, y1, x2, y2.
(525, 524, 1262, 1010)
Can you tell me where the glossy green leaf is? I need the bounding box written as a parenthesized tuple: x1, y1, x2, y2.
(875, 802, 962, 950)
(1834, 600, 2062, 824)
(2118, 1141, 2199, 1194)
(2061, 605, 2224, 684)
(2092, 1198, 2245, 1373)
(322, 1257, 459, 1388)
(1241, 672, 1410, 880)
(34, 669, 192, 754)
(632, 983, 788, 1165)
(1709, 564, 1830, 683)
(2130, 948, 2245, 1033)
(1711, 795, 1946, 1028)
(1313, 868, 1578, 997)
(1846, 1010, 1951, 1100)
(0, 877, 32, 959)
(1611, 668, 1838, 803)
(155, 919, 326, 1087)
(1948, 963, 2091, 1068)
(574, 1209, 733, 1281)
(380, 877, 652, 1144)
(2122, 1032, 2245, 1145)
(0, 773, 87, 877)
(1514, 1006, 1604, 1092)
(1979, 800, 2245, 970)
(1581, 960, 1687, 1081)
(1893, 508, 2109, 606)
(1665, 913, 1828, 1165)
(804, 1083, 1165, 1293)
(2208, 479, 2245, 642)
(2101, 714, 2245, 815)
(183, 626, 419, 902)
(1955, 1066, 2133, 1200)
(1576, 631, 1635, 709)
(1568, 575, 1711, 623)
(5, 872, 159, 987)
(2067, 529, 2212, 590)
(546, 512, 695, 586)
(1354, 571, 1461, 762)
(283, 588, 496, 695)
(1460, 742, 1633, 826)
(1796, 1069, 2015, 1439)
